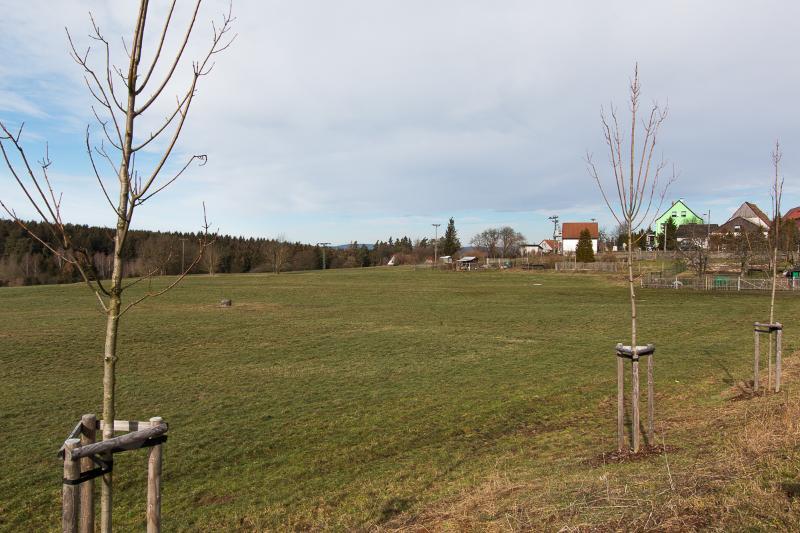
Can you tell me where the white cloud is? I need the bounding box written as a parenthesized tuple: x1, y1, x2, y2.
(2, 0, 800, 242)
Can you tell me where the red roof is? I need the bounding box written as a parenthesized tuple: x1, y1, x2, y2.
(540, 239, 558, 249)
(785, 206, 800, 220)
(562, 222, 599, 240)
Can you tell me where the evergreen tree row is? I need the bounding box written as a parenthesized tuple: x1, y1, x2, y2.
(0, 218, 462, 286)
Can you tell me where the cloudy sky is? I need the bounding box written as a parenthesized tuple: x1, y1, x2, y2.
(1, 1, 799, 245)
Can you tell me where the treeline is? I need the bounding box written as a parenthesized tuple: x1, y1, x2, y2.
(0, 217, 463, 286)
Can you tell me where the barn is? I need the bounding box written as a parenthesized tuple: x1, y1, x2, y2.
(561, 222, 599, 254)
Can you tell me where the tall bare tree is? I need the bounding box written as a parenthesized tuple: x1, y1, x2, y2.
(769, 141, 783, 324)
(0, 2, 235, 530)
(767, 141, 783, 391)
(587, 65, 674, 453)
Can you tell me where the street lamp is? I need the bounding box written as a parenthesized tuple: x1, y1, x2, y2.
(432, 223, 441, 264)
(316, 242, 331, 270)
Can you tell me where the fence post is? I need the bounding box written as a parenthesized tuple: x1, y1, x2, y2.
(147, 417, 164, 533)
(63, 438, 81, 533)
(754, 328, 760, 392)
(79, 414, 96, 533)
(738, 277, 741, 291)
(776, 326, 783, 393)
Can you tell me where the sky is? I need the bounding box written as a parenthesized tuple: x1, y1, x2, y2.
(1, 0, 800, 245)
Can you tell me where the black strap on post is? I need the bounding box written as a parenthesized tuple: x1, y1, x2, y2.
(61, 435, 167, 485)
(63, 455, 112, 486)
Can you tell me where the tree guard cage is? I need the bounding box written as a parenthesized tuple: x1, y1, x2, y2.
(753, 322, 783, 393)
(615, 343, 656, 453)
(58, 415, 168, 533)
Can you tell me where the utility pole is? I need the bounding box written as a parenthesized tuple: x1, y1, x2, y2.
(317, 242, 331, 270)
(179, 238, 188, 273)
(548, 215, 559, 253)
(432, 223, 441, 264)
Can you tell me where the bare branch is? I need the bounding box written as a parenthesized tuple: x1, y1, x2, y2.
(135, 0, 202, 112)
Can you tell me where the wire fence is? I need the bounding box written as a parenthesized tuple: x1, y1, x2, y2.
(640, 274, 800, 292)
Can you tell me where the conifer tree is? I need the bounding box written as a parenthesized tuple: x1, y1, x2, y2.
(575, 228, 596, 262)
(442, 217, 461, 256)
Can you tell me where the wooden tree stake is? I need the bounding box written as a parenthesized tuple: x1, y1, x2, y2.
(776, 327, 783, 392)
(754, 328, 760, 392)
(147, 417, 164, 533)
(647, 353, 654, 445)
(63, 438, 81, 533)
(617, 356, 625, 451)
(631, 353, 641, 453)
(79, 414, 96, 533)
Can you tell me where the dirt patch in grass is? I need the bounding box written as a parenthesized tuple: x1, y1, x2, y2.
(587, 444, 676, 466)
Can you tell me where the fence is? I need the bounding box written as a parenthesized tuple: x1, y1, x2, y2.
(555, 261, 622, 272)
(640, 274, 800, 292)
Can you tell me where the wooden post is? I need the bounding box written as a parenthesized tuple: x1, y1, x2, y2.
(776, 327, 783, 393)
(768, 331, 773, 392)
(79, 414, 96, 533)
(147, 417, 163, 533)
(63, 438, 81, 533)
(617, 355, 625, 452)
(631, 351, 640, 453)
(647, 352, 654, 445)
(754, 328, 760, 392)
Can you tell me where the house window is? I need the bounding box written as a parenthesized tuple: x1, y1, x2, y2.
(681, 211, 686, 217)
(672, 211, 677, 217)
(734, 225, 741, 232)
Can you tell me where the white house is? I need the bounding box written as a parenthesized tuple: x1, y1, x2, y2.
(561, 222, 599, 254)
(519, 243, 543, 256)
(539, 239, 558, 254)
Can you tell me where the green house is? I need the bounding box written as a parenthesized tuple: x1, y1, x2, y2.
(654, 199, 704, 233)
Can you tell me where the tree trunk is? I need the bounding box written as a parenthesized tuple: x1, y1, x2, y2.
(627, 225, 639, 453)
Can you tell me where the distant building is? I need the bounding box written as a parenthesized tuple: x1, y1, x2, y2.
(654, 199, 704, 234)
(561, 222, 599, 253)
(785, 206, 800, 231)
(726, 202, 770, 229)
(675, 223, 719, 249)
(718, 216, 763, 236)
(519, 243, 543, 256)
(457, 256, 478, 270)
(539, 239, 558, 254)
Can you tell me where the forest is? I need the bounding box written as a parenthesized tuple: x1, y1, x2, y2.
(0, 218, 462, 286)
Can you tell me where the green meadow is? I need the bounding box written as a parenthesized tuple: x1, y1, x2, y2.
(2, 268, 799, 530)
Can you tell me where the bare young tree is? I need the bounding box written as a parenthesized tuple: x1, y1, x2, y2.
(0, 2, 234, 530)
(587, 65, 674, 453)
(677, 225, 709, 278)
(769, 141, 783, 324)
(767, 141, 784, 391)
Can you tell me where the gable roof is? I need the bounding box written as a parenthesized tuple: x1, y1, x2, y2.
(675, 223, 719, 238)
(656, 199, 703, 222)
(728, 202, 770, 227)
(539, 239, 557, 249)
(718, 216, 763, 234)
(785, 206, 800, 220)
(561, 222, 599, 240)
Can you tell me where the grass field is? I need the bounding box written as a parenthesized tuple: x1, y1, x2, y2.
(2, 268, 800, 531)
